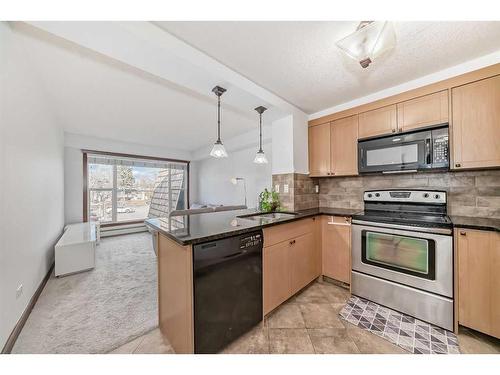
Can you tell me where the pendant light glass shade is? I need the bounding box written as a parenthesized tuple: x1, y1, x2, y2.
(336, 21, 396, 68)
(254, 106, 268, 164)
(210, 140, 228, 158)
(254, 150, 268, 164)
(210, 86, 228, 158)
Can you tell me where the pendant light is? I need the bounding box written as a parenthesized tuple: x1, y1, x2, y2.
(210, 86, 228, 158)
(253, 106, 268, 164)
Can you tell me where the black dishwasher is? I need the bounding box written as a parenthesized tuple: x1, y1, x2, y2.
(193, 231, 263, 354)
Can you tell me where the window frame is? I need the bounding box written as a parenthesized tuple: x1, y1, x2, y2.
(82, 149, 190, 226)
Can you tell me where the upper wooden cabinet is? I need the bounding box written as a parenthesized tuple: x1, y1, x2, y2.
(322, 216, 351, 284)
(397, 90, 449, 132)
(452, 75, 500, 170)
(330, 115, 359, 176)
(457, 228, 500, 338)
(358, 104, 397, 139)
(308, 122, 331, 177)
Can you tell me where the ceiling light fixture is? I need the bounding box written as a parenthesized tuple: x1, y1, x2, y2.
(336, 21, 396, 68)
(253, 106, 268, 164)
(210, 85, 228, 158)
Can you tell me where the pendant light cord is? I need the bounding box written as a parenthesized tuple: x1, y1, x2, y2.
(259, 113, 263, 152)
(217, 94, 221, 142)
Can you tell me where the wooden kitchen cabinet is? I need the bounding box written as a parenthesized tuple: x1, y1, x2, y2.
(263, 218, 320, 314)
(457, 228, 500, 338)
(452, 75, 500, 170)
(290, 232, 317, 295)
(397, 90, 449, 132)
(330, 115, 359, 176)
(358, 104, 397, 139)
(263, 239, 291, 315)
(308, 122, 331, 177)
(322, 216, 351, 284)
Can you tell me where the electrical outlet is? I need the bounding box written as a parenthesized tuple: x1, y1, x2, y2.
(16, 284, 23, 299)
(315, 185, 319, 193)
(284, 184, 289, 193)
(274, 184, 280, 193)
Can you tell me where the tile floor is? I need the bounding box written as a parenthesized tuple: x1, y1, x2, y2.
(109, 279, 500, 354)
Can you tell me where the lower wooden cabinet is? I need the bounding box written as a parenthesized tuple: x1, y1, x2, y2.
(322, 216, 351, 284)
(263, 218, 320, 315)
(457, 228, 500, 338)
(263, 239, 291, 315)
(290, 232, 316, 294)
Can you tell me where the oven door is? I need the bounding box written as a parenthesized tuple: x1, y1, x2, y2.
(358, 130, 431, 173)
(351, 222, 453, 297)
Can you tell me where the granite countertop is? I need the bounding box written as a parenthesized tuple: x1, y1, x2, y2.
(144, 207, 361, 246)
(450, 215, 500, 233)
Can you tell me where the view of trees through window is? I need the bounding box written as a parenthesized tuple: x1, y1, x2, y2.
(87, 154, 187, 224)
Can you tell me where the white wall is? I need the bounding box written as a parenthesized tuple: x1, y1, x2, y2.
(192, 143, 272, 209)
(0, 22, 65, 349)
(64, 132, 193, 224)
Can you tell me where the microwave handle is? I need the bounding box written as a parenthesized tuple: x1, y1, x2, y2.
(426, 138, 431, 164)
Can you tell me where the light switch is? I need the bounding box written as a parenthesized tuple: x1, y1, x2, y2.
(315, 185, 319, 193)
(284, 184, 289, 193)
(274, 184, 280, 193)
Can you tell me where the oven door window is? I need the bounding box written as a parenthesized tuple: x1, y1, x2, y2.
(361, 230, 435, 280)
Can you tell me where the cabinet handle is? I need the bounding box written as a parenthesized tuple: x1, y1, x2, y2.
(455, 163, 461, 168)
(460, 231, 467, 236)
(289, 240, 296, 245)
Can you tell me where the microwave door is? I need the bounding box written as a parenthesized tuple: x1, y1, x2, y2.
(359, 132, 429, 173)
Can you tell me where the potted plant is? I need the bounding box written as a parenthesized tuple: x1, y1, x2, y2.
(259, 188, 281, 212)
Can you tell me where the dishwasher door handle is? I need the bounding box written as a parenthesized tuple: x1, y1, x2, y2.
(223, 250, 247, 260)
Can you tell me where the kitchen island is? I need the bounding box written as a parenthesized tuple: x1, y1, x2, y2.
(144, 207, 358, 354)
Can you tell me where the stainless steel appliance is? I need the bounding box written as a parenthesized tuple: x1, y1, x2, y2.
(193, 230, 263, 353)
(351, 189, 454, 330)
(358, 126, 449, 174)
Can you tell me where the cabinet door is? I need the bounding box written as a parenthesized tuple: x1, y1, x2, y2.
(457, 229, 500, 338)
(358, 105, 397, 139)
(322, 216, 351, 284)
(452, 76, 500, 169)
(290, 232, 317, 294)
(263, 240, 291, 315)
(309, 123, 331, 177)
(331, 115, 359, 176)
(397, 90, 449, 132)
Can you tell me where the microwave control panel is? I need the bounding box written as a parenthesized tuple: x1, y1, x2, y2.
(432, 127, 449, 165)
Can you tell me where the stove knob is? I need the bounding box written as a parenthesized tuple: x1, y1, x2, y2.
(375, 193, 380, 197)
(423, 193, 429, 198)
(367, 193, 373, 198)
(434, 194, 440, 199)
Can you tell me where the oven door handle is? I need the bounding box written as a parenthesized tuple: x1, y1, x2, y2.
(351, 219, 452, 235)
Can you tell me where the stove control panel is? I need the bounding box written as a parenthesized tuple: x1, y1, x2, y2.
(364, 190, 446, 204)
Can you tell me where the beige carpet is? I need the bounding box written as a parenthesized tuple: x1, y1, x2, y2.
(12, 232, 158, 354)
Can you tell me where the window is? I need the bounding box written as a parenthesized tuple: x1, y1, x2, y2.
(84, 151, 189, 224)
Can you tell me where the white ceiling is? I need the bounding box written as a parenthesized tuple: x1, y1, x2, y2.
(157, 21, 500, 114)
(13, 22, 260, 152)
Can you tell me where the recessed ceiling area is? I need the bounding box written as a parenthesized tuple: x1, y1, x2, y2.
(156, 21, 500, 114)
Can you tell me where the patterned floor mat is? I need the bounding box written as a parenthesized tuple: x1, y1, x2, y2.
(339, 295, 460, 354)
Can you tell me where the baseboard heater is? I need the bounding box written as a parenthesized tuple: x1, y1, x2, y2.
(100, 223, 148, 237)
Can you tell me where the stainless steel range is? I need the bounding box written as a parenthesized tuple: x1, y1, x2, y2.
(351, 189, 454, 331)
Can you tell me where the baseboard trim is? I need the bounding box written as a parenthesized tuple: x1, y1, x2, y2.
(1, 262, 54, 354)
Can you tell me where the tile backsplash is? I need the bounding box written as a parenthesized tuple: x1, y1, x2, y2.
(272, 173, 319, 211)
(318, 169, 500, 218)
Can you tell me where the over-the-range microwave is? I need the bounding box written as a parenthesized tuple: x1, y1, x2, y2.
(358, 125, 449, 174)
